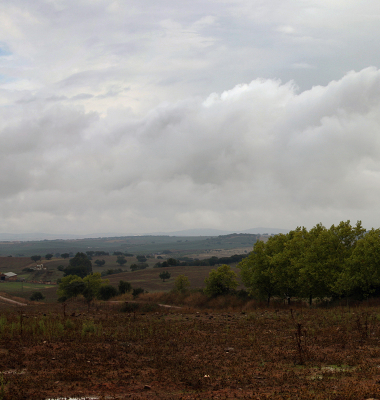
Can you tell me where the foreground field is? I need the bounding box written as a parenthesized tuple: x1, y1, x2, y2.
(1, 301, 380, 399)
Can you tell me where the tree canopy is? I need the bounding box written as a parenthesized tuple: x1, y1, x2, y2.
(204, 264, 238, 297)
(174, 275, 190, 292)
(57, 273, 115, 303)
(159, 271, 171, 282)
(238, 220, 371, 304)
(63, 252, 92, 278)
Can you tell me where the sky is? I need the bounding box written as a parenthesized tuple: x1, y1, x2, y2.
(1, 0, 380, 235)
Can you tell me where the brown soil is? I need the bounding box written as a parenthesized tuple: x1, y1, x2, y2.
(1, 302, 380, 399)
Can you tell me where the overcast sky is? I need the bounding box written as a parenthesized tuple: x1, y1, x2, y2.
(1, 0, 380, 235)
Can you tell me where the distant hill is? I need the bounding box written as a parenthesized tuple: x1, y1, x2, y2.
(150, 227, 290, 236)
(0, 227, 289, 242)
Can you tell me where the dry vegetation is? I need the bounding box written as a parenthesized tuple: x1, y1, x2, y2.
(0, 299, 379, 399)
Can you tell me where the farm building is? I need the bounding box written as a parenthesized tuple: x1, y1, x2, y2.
(1, 272, 18, 281)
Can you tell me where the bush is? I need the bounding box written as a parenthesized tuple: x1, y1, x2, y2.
(119, 280, 132, 294)
(174, 275, 190, 292)
(120, 302, 140, 313)
(159, 270, 171, 282)
(130, 263, 148, 271)
(204, 264, 238, 297)
(97, 284, 118, 301)
(30, 292, 45, 301)
(120, 302, 160, 313)
(132, 287, 144, 299)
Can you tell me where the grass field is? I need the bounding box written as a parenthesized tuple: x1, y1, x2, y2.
(107, 264, 241, 293)
(0, 251, 245, 303)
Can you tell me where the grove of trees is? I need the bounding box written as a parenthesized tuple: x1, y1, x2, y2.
(238, 220, 380, 304)
(63, 252, 92, 278)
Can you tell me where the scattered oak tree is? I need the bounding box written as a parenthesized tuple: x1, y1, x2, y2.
(118, 280, 132, 294)
(204, 264, 238, 297)
(174, 274, 190, 292)
(159, 271, 171, 282)
(30, 292, 45, 301)
(116, 255, 127, 266)
(63, 252, 92, 278)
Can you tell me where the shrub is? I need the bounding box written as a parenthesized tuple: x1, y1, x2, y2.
(132, 287, 144, 299)
(130, 263, 148, 271)
(118, 280, 132, 294)
(120, 302, 140, 313)
(159, 271, 171, 282)
(204, 264, 238, 297)
(97, 284, 118, 300)
(30, 292, 45, 301)
(174, 275, 190, 292)
(120, 302, 160, 313)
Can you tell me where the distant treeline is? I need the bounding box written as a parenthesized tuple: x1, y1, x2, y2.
(154, 253, 248, 268)
(86, 251, 134, 257)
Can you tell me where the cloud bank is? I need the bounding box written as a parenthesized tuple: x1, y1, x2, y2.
(2, 1, 380, 234)
(2, 68, 380, 233)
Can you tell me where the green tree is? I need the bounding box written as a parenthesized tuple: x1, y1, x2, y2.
(61, 253, 70, 259)
(167, 258, 179, 266)
(116, 255, 127, 266)
(239, 240, 277, 304)
(45, 253, 53, 260)
(204, 264, 238, 297)
(82, 273, 104, 305)
(329, 220, 366, 297)
(174, 274, 190, 292)
(159, 271, 171, 282)
(63, 252, 92, 278)
(58, 275, 86, 299)
(119, 280, 132, 294)
(94, 259, 106, 266)
(97, 284, 118, 300)
(296, 224, 341, 304)
(130, 263, 148, 271)
(30, 292, 45, 301)
(31, 255, 41, 263)
(341, 228, 380, 299)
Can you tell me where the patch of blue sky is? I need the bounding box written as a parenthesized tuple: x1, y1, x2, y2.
(0, 74, 16, 84)
(0, 44, 12, 57)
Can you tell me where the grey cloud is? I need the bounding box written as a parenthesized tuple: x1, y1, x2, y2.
(71, 93, 94, 100)
(2, 2, 380, 233)
(1, 68, 380, 233)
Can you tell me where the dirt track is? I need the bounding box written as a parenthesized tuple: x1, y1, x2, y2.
(0, 295, 27, 306)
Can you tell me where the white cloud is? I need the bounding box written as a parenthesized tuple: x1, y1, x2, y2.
(1, 1, 380, 233)
(1, 68, 380, 232)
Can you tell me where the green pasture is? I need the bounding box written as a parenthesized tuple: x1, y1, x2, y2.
(0, 281, 58, 302)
